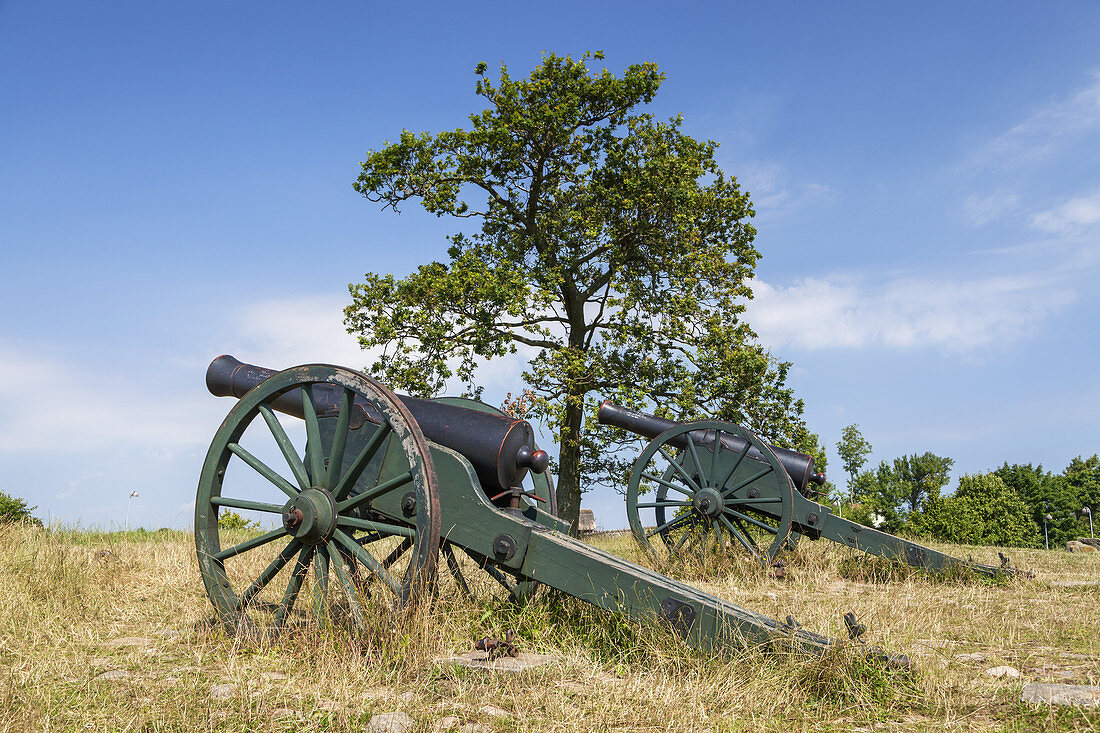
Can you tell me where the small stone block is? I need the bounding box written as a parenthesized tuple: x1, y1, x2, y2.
(368, 711, 415, 733)
(985, 666, 1021, 678)
(954, 653, 986, 662)
(479, 705, 510, 719)
(1022, 683, 1100, 708)
(440, 651, 555, 673)
(210, 683, 237, 700)
(96, 669, 133, 681)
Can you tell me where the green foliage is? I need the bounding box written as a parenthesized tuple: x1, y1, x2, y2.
(346, 52, 811, 530)
(909, 473, 1040, 547)
(835, 424, 872, 501)
(0, 490, 42, 526)
(217, 510, 261, 531)
(994, 459, 1097, 547)
(890, 452, 953, 513)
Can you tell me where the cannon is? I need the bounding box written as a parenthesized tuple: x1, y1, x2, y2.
(598, 402, 1024, 577)
(196, 357, 899, 662)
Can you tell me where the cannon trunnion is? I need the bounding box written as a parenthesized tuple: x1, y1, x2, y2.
(195, 358, 893, 663)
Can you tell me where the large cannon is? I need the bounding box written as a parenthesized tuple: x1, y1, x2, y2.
(598, 402, 1023, 576)
(196, 357, 897, 662)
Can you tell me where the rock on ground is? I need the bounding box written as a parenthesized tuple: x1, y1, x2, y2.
(1066, 540, 1098, 553)
(209, 683, 237, 700)
(479, 705, 510, 719)
(1022, 683, 1100, 708)
(441, 651, 555, 673)
(367, 711, 415, 733)
(985, 666, 1021, 678)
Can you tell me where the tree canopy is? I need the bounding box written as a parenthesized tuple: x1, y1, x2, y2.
(836, 424, 872, 502)
(346, 52, 817, 531)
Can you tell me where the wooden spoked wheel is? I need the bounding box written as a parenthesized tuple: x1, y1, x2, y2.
(626, 420, 794, 565)
(195, 364, 441, 633)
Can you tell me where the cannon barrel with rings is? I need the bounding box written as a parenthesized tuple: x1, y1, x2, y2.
(196, 356, 901, 662)
(598, 402, 1024, 577)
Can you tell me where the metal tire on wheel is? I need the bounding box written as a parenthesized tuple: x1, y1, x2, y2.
(626, 420, 794, 565)
(196, 364, 441, 633)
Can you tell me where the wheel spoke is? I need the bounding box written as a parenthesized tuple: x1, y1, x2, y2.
(325, 388, 353, 491)
(214, 527, 288, 561)
(227, 443, 298, 499)
(211, 495, 286, 515)
(337, 471, 413, 513)
(641, 471, 695, 498)
(312, 545, 329, 618)
(658, 446, 701, 493)
(721, 465, 774, 498)
(732, 497, 783, 505)
(726, 508, 780, 534)
(302, 386, 325, 484)
(442, 543, 472, 598)
(258, 404, 310, 491)
(236, 539, 302, 611)
(646, 512, 695, 539)
(332, 423, 393, 501)
(719, 515, 759, 555)
(275, 545, 314, 627)
(672, 521, 696, 555)
(710, 430, 722, 486)
(333, 530, 403, 597)
(336, 516, 416, 538)
(635, 500, 692, 509)
(684, 437, 704, 486)
(326, 540, 365, 628)
(720, 440, 753, 489)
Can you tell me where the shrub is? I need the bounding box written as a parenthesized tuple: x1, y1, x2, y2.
(0, 490, 42, 526)
(217, 510, 261, 531)
(910, 473, 1039, 547)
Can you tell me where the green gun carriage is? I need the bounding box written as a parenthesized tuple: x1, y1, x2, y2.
(195, 356, 1009, 664)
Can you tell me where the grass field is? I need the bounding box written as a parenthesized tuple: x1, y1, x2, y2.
(1, 524, 1097, 732)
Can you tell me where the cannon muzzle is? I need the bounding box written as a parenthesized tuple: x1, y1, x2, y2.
(207, 355, 548, 495)
(597, 401, 825, 492)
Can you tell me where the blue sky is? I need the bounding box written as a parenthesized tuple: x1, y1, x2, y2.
(2, 1, 1099, 529)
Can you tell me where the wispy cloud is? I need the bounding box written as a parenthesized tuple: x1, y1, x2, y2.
(746, 271, 1074, 352)
(1031, 190, 1100, 236)
(735, 160, 836, 221)
(971, 72, 1100, 170)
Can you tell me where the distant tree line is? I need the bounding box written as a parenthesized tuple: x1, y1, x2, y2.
(832, 425, 1098, 548)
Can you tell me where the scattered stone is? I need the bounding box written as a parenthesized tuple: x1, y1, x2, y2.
(96, 669, 133, 681)
(459, 725, 487, 733)
(1022, 683, 1100, 708)
(1052, 580, 1100, 587)
(260, 671, 288, 681)
(985, 666, 1022, 678)
(105, 636, 155, 648)
(271, 708, 302, 721)
(398, 690, 416, 702)
(764, 592, 779, 600)
(153, 628, 183, 640)
(368, 711, 415, 733)
(210, 683, 237, 700)
(314, 700, 340, 712)
(436, 716, 460, 731)
(89, 656, 115, 668)
(1076, 537, 1100, 548)
(954, 653, 986, 662)
(479, 705, 510, 719)
(441, 651, 555, 673)
(1066, 541, 1098, 553)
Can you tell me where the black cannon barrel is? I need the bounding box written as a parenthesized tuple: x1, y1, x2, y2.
(206, 356, 549, 495)
(597, 401, 825, 492)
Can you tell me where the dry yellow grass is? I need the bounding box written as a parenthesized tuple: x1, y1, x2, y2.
(0, 524, 1097, 732)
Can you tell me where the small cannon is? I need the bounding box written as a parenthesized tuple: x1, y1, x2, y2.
(598, 402, 1022, 576)
(196, 357, 896, 662)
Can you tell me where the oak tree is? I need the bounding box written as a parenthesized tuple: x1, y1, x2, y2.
(346, 52, 815, 532)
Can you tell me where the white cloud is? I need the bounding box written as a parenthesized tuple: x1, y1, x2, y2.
(1031, 190, 1100, 235)
(746, 271, 1074, 352)
(973, 72, 1100, 169)
(964, 190, 1022, 227)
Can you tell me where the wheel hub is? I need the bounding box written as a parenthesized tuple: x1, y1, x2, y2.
(282, 487, 338, 545)
(693, 487, 725, 519)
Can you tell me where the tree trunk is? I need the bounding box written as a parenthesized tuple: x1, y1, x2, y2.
(555, 392, 585, 536)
